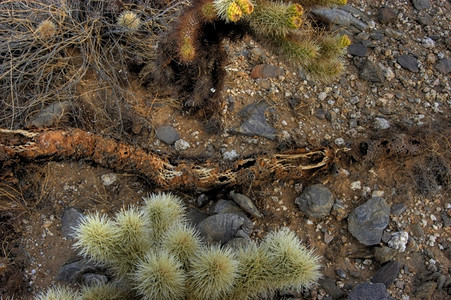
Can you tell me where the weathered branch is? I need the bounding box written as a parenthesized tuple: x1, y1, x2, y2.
(0, 128, 334, 190)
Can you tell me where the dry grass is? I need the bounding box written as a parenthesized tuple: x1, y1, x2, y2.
(0, 0, 186, 133)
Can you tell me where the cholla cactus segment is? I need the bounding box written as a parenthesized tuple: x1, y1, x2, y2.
(304, 57, 345, 81)
(318, 34, 350, 59)
(229, 242, 271, 299)
(35, 285, 79, 300)
(142, 193, 186, 241)
(111, 206, 152, 277)
(247, 0, 304, 37)
(214, 0, 253, 22)
(133, 250, 186, 300)
(117, 11, 140, 30)
(295, 0, 346, 7)
(175, 10, 201, 63)
(271, 34, 319, 65)
(200, 0, 219, 22)
(35, 20, 57, 40)
(187, 246, 238, 300)
(162, 224, 202, 268)
(262, 228, 321, 290)
(73, 212, 118, 264)
(80, 282, 127, 300)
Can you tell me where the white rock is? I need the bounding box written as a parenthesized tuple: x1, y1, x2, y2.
(388, 231, 409, 252)
(101, 173, 117, 186)
(223, 150, 239, 161)
(350, 181, 362, 190)
(174, 139, 190, 151)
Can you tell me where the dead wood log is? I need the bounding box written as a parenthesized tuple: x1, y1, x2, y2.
(0, 128, 334, 190)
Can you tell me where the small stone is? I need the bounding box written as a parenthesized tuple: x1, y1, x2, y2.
(378, 7, 397, 24)
(232, 102, 276, 140)
(395, 280, 405, 289)
(350, 181, 361, 190)
(441, 212, 451, 227)
(411, 0, 431, 10)
(388, 232, 409, 252)
(174, 139, 190, 151)
(230, 191, 263, 218)
(250, 64, 284, 79)
(348, 282, 390, 300)
(334, 138, 345, 146)
(435, 59, 451, 75)
(336, 269, 347, 279)
(155, 125, 180, 145)
(318, 277, 345, 300)
(100, 173, 117, 187)
(27, 101, 72, 128)
(318, 92, 328, 101)
(196, 194, 209, 207)
(391, 203, 407, 216)
(61, 207, 84, 239)
(411, 223, 424, 236)
(371, 261, 401, 287)
(356, 58, 384, 83)
(397, 55, 419, 72)
(196, 213, 252, 245)
(295, 184, 334, 218)
(374, 246, 398, 264)
(347, 197, 390, 245)
(324, 232, 334, 244)
(347, 44, 367, 57)
(222, 150, 239, 161)
(374, 117, 390, 130)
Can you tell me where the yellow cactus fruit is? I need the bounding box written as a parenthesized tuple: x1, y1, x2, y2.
(227, 2, 243, 22)
(117, 11, 140, 30)
(235, 0, 254, 15)
(288, 3, 304, 17)
(35, 20, 57, 40)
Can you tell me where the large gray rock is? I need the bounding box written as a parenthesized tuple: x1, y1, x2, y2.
(397, 54, 419, 72)
(348, 197, 390, 245)
(355, 58, 384, 83)
(411, 0, 430, 10)
(295, 184, 334, 218)
(155, 125, 180, 145)
(348, 282, 391, 300)
(61, 207, 84, 239)
(371, 261, 401, 288)
(196, 213, 252, 245)
(232, 102, 276, 140)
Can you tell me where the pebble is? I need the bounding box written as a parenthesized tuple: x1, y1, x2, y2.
(374, 117, 390, 130)
(250, 64, 284, 79)
(101, 173, 117, 186)
(295, 184, 334, 218)
(378, 7, 397, 24)
(222, 150, 239, 161)
(196, 213, 251, 245)
(397, 54, 419, 73)
(311, 7, 368, 31)
(371, 260, 401, 288)
(334, 138, 345, 146)
(356, 58, 384, 83)
(391, 203, 407, 216)
(229, 191, 263, 218)
(374, 246, 398, 264)
(61, 207, 84, 239)
(388, 231, 409, 252)
(435, 59, 451, 75)
(411, 0, 431, 10)
(348, 282, 390, 300)
(174, 139, 190, 151)
(347, 44, 367, 57)
(348, 197, 390, 245)
(318, 277, 345, 300)
(232, 102, 276, 140)
(350, 181, 361, 190)
(336, 269, 347, 279)
(26, 101, 71, 128)
(155, 125, 180, 145)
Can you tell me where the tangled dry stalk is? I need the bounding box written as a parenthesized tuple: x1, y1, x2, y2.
(0, 0, 186, 132)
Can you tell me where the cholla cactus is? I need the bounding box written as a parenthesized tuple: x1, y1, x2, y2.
(35, 20, 57, 40)
(153, 0, 350, 117)
(117, 11, 141, 30)
(37, 193, 321, 299)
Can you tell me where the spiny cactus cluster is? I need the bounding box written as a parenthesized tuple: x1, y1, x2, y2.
(152, 0, 350, 121)
(36, 193, 321, 300)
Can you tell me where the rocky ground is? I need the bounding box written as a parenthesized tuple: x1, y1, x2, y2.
(0, 0, 450, 299)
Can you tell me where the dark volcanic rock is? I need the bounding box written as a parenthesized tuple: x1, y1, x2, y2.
(348, 197, 390, 245)
(435, 59, 451, 75)
(371, 261, 401, 287)
(397, 54, 419, 72)
(411, 0, 431, 10)
(196, 213, 252, 245)
(295, 184, 334, 218)
(232, 102, 276, 140)
(348, 282, 391, 300)
(348, 44, 368, 57)
(155, 125, 180, 145)
(378, 7, 398, 24)
(61, 207, 84, 239)
(355, 58, 384, 83)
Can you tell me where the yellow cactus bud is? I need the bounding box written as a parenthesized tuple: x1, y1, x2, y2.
(338, 35, 351, 48)
(235, 0, 254, 15)
(226, 2, 243, 22)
